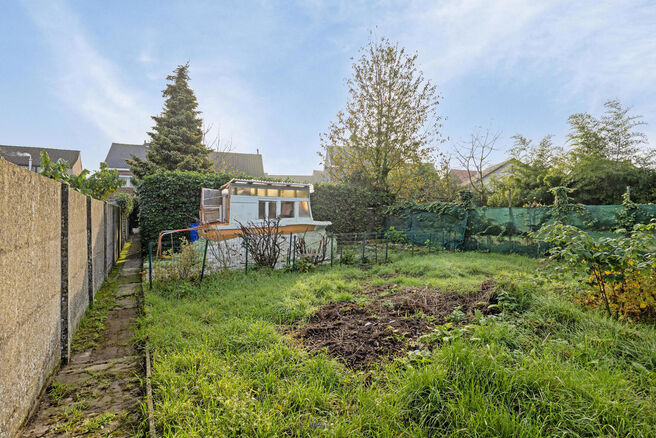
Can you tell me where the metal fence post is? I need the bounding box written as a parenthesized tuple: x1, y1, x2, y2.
(292, 235, 296, 270)
(385, 235, 389, 263)
(245, 235, 249, 274)
(330, 235, 334, 267)
(374, 232, 378, 263)
(287, 233, 292, 265)
(361, 232, 366, 265)
(148, 242, 153, 290)
(200, 238, 209, 282)
(411, 232, 415, 256)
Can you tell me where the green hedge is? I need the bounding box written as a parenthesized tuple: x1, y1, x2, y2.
(137, 170, 233, 251)
(310, 183, 389, 234)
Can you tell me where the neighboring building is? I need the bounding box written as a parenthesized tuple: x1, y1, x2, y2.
(264, 169, 329, 184)
(210, 150, 265, 177)
(104, 142, 330, 189)
(104, 143, 148, 193)
(451, 160, 514, 188)
(0, 144, 83, 175)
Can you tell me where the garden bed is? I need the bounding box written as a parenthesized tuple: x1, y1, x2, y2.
(296, 281, 496, 368)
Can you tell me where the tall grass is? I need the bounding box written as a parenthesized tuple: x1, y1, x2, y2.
(140, 252, 656, 437)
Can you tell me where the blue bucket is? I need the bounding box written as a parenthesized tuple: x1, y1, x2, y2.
(190, 222, 200, 242)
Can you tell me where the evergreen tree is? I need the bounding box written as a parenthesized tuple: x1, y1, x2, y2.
(128, 63, 212, 179)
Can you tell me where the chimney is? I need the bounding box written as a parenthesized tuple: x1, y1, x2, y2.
(257, 148, 260, 155)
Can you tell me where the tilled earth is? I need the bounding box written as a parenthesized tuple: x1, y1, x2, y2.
(295, 280, 496, 369)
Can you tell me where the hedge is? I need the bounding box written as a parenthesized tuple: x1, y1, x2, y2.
(310, 183, 389, 234)
(137, 170, 233, 251)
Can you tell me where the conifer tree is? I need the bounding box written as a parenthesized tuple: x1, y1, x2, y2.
(128, 63, 213, 179)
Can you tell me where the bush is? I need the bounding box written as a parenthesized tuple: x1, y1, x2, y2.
(113, 192, 134, 218)
(137, 170, 233, 251)
(535, 221, 656, 320)
(311, 183, 390, 234)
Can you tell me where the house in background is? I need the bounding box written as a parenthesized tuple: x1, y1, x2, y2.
(264, 170, 329, 184)
(451, 160, 514, 189)
(104, 142, 330, 187)
(0, 145, 83, 175)
(104, 143, 148, 194)
(210, 150, 265, 177)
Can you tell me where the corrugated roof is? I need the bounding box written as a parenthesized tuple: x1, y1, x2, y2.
(0, 144, 81, 168)
(104, 143, 148, 169)
(210, 151, 264, 177)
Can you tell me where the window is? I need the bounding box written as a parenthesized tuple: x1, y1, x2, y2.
(119, 175, 132, 188)
(298, 201, 310, 218)
(280, 201, 294, 218)
(256, 187, 280, 197)
(280, 188, 309, 198)
(258, 201, 266, 219)
(233, 186, 256, 196)
(259, 201, 277, 219)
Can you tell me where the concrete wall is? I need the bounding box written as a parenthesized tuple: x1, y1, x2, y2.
(0, 160, 125, 438)
(91, 198, 105, 294)
(0, 160, 62, 438)
(67, 189, 89, 345)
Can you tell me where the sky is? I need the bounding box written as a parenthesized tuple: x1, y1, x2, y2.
(1, 0, 655, 173)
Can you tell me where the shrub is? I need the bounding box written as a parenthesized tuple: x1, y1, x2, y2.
(385, 226, 407, 243)
(136, 170, 233, 251)
(535, 221, 656, 320)
(311, 183, 390, 234)
(154, 238, 202, 282)
(113, 192, 134, 218)
(239, 218, 284, 269)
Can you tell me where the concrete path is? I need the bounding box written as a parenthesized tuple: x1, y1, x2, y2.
(20, 237, 143, 437)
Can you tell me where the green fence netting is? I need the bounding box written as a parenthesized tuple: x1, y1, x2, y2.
(385, 203, 656, 256)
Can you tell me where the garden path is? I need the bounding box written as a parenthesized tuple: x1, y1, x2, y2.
(19, 237, 143, 437)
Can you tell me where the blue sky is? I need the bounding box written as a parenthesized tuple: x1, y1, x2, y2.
(2, 0, 655, 173)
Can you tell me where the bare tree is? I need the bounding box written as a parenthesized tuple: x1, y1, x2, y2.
(202, 122, 234, 153)
(454, 129, 501, 204)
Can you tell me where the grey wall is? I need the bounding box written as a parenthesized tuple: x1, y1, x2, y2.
(0, 160, 125, 438)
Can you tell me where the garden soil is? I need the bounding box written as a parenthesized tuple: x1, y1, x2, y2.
(296, 280, 497, 369)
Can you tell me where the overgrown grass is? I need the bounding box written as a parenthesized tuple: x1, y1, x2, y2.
(140, 252, 656, 437)
(71, 241, 131, 354)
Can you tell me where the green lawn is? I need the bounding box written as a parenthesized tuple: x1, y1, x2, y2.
(140, 252, 656, 437)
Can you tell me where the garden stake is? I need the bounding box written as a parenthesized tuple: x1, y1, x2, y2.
(148, 242, 153, 290)
(200, 238, 209, 282)
(411, 232, 414, 256)
(287, 233, 292, 264)
(245, 235, 249, 274)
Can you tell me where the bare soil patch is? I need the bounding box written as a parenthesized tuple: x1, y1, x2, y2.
(295, 280, 496, 369)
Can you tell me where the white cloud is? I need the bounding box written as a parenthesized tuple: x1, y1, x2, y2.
(22, 0, 150, 143)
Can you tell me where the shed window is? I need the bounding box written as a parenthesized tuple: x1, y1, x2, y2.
(259, 201, 277, 219)
(298, 201, 310, 218)
(280, 201, 294, 218)
(234, 186, 256, 196)
(257, 187, 280, 197)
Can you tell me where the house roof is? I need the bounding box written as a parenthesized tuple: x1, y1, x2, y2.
(210, 151, 264, 177)
(104, 143, 148, 169)
(451, 160, 513, 185)
(0, 144, 81, 168)
(222, 178, 312, 190)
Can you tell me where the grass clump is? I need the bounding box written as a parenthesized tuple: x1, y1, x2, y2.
(140, 251, 656, 437)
